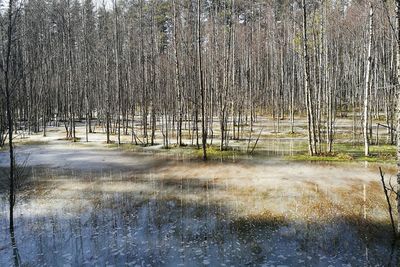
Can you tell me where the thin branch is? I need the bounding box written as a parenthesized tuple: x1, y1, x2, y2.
(379, 167, 397, 239)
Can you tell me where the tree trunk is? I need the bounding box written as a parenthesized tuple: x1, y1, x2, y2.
(395, 0, 400, 236)
(5, 5, 18, 265)
(197, 0, 207, 160)
(173, 0, 183, 147)
(114, 0, 121, 145)
(302, 0, 315, 156)
(364, 3, 373, 157)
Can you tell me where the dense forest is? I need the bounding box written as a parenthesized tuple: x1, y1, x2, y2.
(1, 0, 400, 265)
(1, 0, 398, 155)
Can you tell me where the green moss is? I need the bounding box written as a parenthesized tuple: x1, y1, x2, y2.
(102, 137, 396, 163)
(286, 144, 396, 163)
(358, 155, 396, 163)
(19, 140, 49, 146)
(286, 153, 350, 162)
(107, 142, 142, 152)
(332, 143, 395, 154)
(370, 145, 396, 154)
(57, 137, 81, 142)
(195, 145, 245, 159)
(286, 132, 305, 137)
(261, 131, 306, 139)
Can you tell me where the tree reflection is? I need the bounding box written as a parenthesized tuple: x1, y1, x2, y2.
(10, 222, 20, 267)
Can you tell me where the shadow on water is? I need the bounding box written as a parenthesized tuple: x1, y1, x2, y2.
(0, 177, 21, 267)
(387, 239, 400, 267)
(0, 156, 399, 266)
(0, 169, 398, 266)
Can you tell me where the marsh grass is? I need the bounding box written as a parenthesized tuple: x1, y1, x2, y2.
(57, 137, 81, 142)
(118, 142, 250, 159)
(288, 181, 398, 250)
(97, 131, 396, 163)
(259, 131, 306, 139)
(195, 145, 245, 159)
(13, 140, 49, 146)
(287, 143, 396, 163)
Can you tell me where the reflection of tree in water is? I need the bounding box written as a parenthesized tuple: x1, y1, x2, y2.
(10, 223, 20, 267)
(0, 168, 399, 266)
(1, 152, 29, 267)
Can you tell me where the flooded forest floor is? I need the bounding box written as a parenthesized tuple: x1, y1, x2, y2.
(0, 117, 399, 266)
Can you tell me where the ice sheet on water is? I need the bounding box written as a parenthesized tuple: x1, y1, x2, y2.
(0, 155, 398, 266)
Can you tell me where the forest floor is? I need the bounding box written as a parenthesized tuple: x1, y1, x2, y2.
(0, 118, 399, 266)
(5, 115, 397, 163)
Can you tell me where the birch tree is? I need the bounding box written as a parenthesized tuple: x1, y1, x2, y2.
(364, 3, 373, 157)
(396, 0, 400, 236)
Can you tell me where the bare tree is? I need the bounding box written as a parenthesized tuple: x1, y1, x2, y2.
(1, 0, 399, 165)
(302, 0, 316, 156)
(197, 0, 207, 160)
(396, 0, 400, 236)
(364, 3, 373, 157)
(3, 0, 16, 232)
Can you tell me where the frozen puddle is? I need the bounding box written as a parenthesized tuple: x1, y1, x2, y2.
(0, 143, 399, 266)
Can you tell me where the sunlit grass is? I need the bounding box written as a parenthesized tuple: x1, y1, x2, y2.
(18, 140, 50, 146)
(286, 143, 396, 163)
(57, 137, 81, 142)
(195, 145, 244, 159)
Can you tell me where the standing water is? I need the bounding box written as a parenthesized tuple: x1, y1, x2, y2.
(0, 141, 399, 266)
